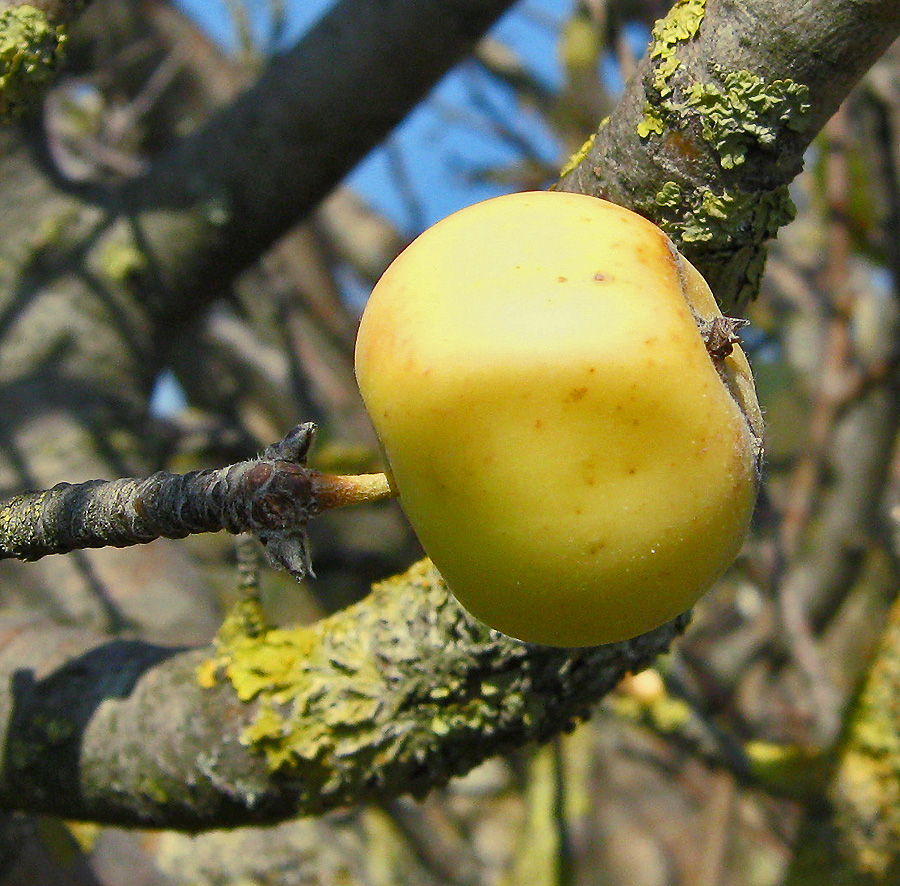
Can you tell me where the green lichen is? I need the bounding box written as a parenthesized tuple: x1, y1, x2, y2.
(0, 6, 65, 120)
(197, 558, 680, 809)
(638, 0, 811, 169)
(831, 597, 900, 879)
(649, 0, 707, 56)
(558, 131, 597, 179)
(199, 562, 517, 784)
(637, 102, 665, 139)
(646, 0, 706, 96)
(656, 184, 795, 246)
(684, 69, 810, 168)
(653, 181, 683, 210)
(648, 183, 796, 305)
(97, 238, 148, 285)
(136, 777, 170, 806)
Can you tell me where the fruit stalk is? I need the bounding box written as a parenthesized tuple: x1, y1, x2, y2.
(309, 470, 396, 512)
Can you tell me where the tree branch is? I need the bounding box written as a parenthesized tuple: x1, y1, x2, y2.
(558, 0, 900, 310)
(0, 563, 685, 829)
(111, 0, 519, 325)
(0, 423, 392, 578)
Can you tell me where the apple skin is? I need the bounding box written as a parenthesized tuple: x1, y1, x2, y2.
(355, 191, 762, 647)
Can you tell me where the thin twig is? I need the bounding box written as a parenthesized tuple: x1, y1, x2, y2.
(0, 423, 393, 579)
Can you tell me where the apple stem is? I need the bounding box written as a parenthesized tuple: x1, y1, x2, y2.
(309, 470, 397, 512)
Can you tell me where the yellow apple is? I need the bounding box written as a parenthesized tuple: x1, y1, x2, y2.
(355, 191, 762, 646)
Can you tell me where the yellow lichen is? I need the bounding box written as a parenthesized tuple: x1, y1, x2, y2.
(558, 131, 597, 179)
(831, 595, 900, 878)
(0, 6, 65, 119)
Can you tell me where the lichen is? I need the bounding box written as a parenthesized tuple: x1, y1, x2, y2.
(0, 6, 65, 120)
(637, 102, 665, 139)
(684, 68, 811, 168)
(97, 238, 147, 285)
(197, 558, 684, 808)
(831, 596, 900, 878)
(644, 0, 707, 98)
(559, 132, 597, 179)
(653, 181, 683, 210)
(649, 0, 706, 63)
(654, 183, 795, 247)
(646, 183, 796, 305)
(198, 561, 521, 787)
(638, 0, 811, 172)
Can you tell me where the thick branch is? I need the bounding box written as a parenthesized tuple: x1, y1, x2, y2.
(558, 0, 900, 310)
(113, 0, 518, 324)
(0, 562, 685, 828)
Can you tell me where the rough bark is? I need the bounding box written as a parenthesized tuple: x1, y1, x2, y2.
(558, 0, 900, 310)
(0, 562, 685, 828)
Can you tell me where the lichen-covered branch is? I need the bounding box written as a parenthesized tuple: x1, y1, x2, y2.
(827, 592, 900, 880)
(0, 423, 392, 579)
(0, 561, 685, 828)
(0, 1, 93, 120)
(558, 0, 900, 310)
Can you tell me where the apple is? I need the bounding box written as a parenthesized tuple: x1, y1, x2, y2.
(354, 191, 762, 646)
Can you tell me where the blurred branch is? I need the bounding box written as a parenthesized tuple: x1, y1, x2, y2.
(766, 107, 867, 743)
(504, 740, 576, 886)
(780, 62, 900, 882)
(109, 0, 520, 325)
(777, 108, 856, 563)
(785, 591, 900, 883)
(609, 670, 831, 801)
(316, 188, 406, 285)
(826, 592, 900, 881)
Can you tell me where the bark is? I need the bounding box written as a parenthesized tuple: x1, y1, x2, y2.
(0, 562, 685, 828)
(558, 0, 900, 310)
